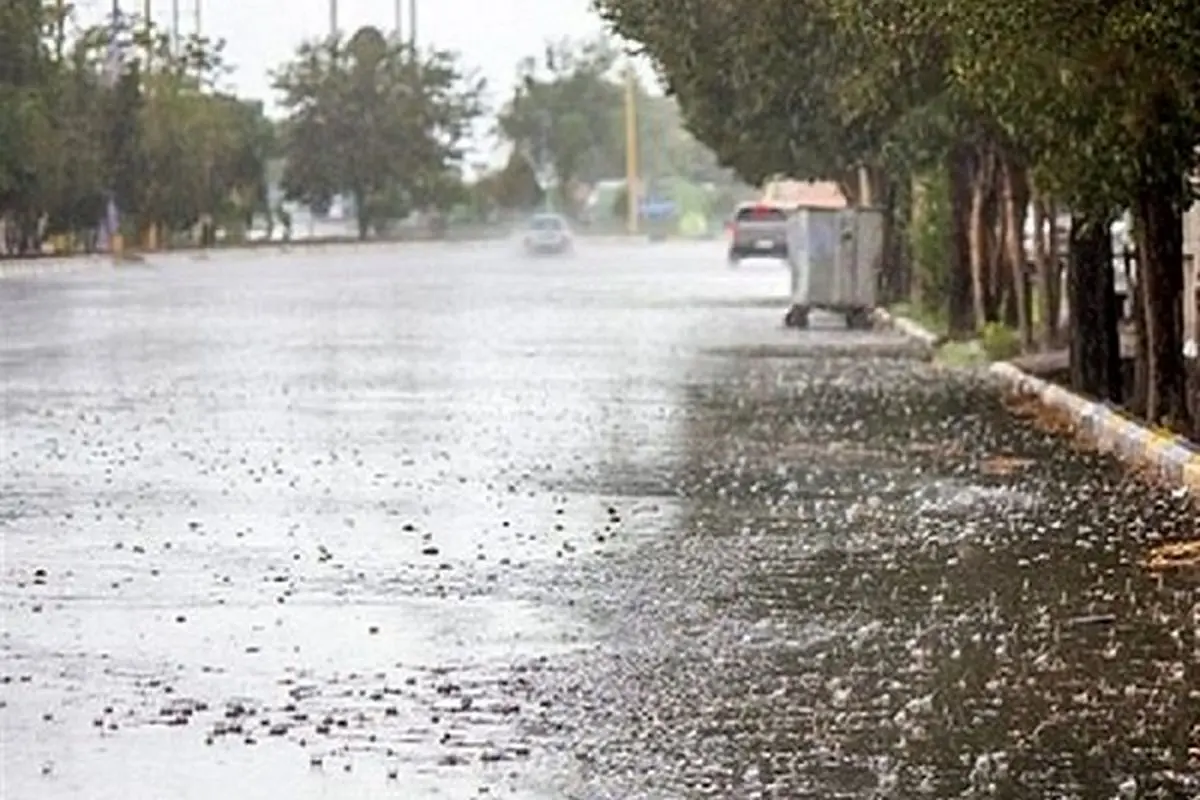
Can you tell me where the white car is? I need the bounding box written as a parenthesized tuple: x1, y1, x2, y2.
(521, 213, 573, 255)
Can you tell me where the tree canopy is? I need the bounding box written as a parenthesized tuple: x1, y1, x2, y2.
(490, 35, 736, 215)
(0, 2, 274, 253)
(596, 0, 1200, 433)
(272, 26, 485, 238)
(493, 38, 625, 214)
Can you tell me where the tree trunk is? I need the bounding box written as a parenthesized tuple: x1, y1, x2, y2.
(968, 148, 992, 329)
(1130, 246, 1149, 415)
(354, 189, 370, 240)
(874, 170, 906, 306)
(1067, 214, 1121, 403)
(1132, 183, 1190, 430)
(1046, 199, 1063, 346)
(837, 167, 862, 208)
(1001, 157, 1032, 349)
(1031, 196, 1051, 349)
(985, 188, 1004, 321)
(909, 175, 926, 310)
(893, 175, 913, 300)
(994, 193, 1019, 328)
(995, 210, 1008, 314)
(20, 211, 39, 255)
(858, 165, 875, 206)
(947, 144, 976, 338)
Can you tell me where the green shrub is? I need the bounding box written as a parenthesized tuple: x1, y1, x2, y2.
(909, 169, 951, 318)
(889, 301, 948, 336)
(936, 339, 988, 366)
(980, 322, 1021, 361)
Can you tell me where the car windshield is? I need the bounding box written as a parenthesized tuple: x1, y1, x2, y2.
(529, 215, 565, 231)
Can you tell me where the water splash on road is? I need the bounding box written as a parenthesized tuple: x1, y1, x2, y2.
(3, 242, 1197, 798)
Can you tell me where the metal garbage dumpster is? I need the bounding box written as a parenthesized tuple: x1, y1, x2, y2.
(783, 206, 883, 330)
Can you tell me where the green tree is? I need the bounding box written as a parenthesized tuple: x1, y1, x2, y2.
(0, 0, 51, 250)
(496, 38, 625, 215)
(466, 153, 544, 219)
(0, 4, 274, 255)
(597, 0, 922, 304)
(599, 0, 1200, 434)
(494, 152, 543, 211)
(274, 26, 484, 239)
(637, 94, 728, 185)
(863, 0, 1200, 424)
(597, 1, 869, 189)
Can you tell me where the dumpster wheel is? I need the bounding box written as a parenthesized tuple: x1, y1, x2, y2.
(845, 307, 873, 330)
(784, 304, 810, 329)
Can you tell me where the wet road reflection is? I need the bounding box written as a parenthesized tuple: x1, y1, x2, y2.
(534, 350, 1200, 798)
(2, 241, 1196, 798)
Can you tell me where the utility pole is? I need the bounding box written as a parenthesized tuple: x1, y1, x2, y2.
(623, 64, 639, 235)
(143, 0, 157, 252)
(171, 0, 179, 54)
(107, 0, 125, 260)
(408, 0, 416, 47)
(329, 0, 337, 37)
(53, 0, 65, 60)
(143, 0, 152, 68)
(193, 0, 213, 251)
(394, 0, 402, 38)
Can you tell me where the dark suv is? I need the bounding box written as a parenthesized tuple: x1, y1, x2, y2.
(727, 203, 789, 265)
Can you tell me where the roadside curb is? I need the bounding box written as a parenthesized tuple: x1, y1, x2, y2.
(0, 232, 661, 277)
(871, 307, 942, 347)
(989, 362, 1200, 494)
(874, 307, 1200, 495)
(0, 257, 109, 279)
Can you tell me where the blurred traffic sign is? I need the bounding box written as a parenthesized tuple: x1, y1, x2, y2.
(639, 199, 676, 219)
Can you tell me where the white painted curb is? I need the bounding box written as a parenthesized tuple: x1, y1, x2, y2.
(0, 232, 648, 278)
(0, 257, 109, 279)
(989, 361, 1200, 494)
(874, 305, 1200, 493)
(872, 308, 941, 347)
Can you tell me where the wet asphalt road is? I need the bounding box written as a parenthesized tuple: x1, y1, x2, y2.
(2, 241, 1199, 799)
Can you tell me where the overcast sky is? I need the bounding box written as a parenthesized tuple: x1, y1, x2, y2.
(79, 0, 646, 109)
(72, 0, 661, 166)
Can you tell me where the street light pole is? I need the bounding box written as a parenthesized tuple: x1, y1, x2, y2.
(408, 0, 416, 47)
(53, 0, 65, 59)
(142, 0, 157, 252)
(107, 0, 125, 260)
(171, 0, 179, 54)
(329, 0, 337, 37)
(143, 0, 152, 66)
